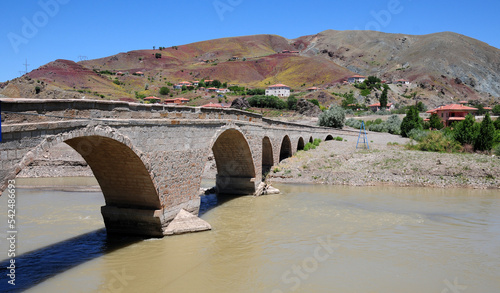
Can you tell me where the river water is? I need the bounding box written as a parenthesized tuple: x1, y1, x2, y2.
(0, 179, 499, 292)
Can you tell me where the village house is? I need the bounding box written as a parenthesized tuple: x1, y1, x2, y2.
(307, 87, 320, 92)
(216, 88, 230, 94)
(192, 81, 199, 87)
(395, 79, 410, 85)
(426, 104, 478, 127)
(173, 81, 193, 90)
(368, 102, 394, 112)
(164, 98, 189, 105)
(265, 84, 291, 97)
(144, 96, 161, 103)
(207, 87, 218, 93)
(347, 75, 366, 83)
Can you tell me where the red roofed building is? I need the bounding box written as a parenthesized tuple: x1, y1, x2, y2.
(164, 98, 189, 105)
(307, 87, 320, 92)
(369, 102, 394, 112)
(347, 75, 366, 83)
(426, 104, 478, 127)
(265, 84, 291, 97)
(395, 79, 410, 85)
(144, 96, 161, 103)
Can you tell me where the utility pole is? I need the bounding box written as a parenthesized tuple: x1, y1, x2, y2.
(19, 58, 30, 76)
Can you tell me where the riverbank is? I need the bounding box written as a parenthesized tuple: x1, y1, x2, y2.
(267, 130, 500, 189)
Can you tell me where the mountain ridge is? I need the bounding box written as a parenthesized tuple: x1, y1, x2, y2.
(1, 30, 499, 108)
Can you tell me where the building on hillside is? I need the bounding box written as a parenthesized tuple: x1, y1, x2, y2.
(347, 75, 366, 83)
(207, 87, 218, 93)
(216, 88, 230, 94)
(173, 81, 193, 90)
(307, 87, 320, 92)
(395, 79, 410, 85)
(368, 102, 394, 112)
(164, 98, 189, 105)
(144, 96, 161, 104)
(265, 84, 291, 97)
(134, 71, 144, 76)
(426, 104, 478, 127)
(192, 81, 199, 86)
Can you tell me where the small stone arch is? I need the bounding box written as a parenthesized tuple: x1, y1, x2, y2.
(297, 137, 305, 151)
(279, 135, 292, 162)
(211, 128, 256, 195)
(309, 136, 313, 143)
(262, 136, 274, 178)
(325, 134, 334, 141)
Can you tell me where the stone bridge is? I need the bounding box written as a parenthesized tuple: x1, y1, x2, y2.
(0, 99, 349, 237)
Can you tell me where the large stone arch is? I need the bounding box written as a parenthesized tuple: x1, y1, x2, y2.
(262, 136, 274, 178)
(2, 126, 163, 237)
(297, 137, 305, 151)
(211, 128, 257, 195)
(279, 135, 292, 162)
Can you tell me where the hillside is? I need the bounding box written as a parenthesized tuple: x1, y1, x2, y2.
(1, 31, 499, 109)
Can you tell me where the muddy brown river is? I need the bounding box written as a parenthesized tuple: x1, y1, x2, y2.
(1, 178, 499, 292)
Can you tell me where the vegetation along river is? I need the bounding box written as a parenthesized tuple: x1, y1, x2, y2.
(0, 178, 499, 292)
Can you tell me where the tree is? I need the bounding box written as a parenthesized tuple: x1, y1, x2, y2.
(287, 95, 298, 110)
(364, 76, 381, 89)
(212, 80, 222, 88)
(494, 117, 500, 130)
(400, 106, 423, 137)
(429, 113, 444, 130)
(492, 105, 500, 115)
(474, 112, 495, 151)
(155, 53, 162, 59)
(379, 87, 388, 108)
(453, 114, 477, 145)
(198, 81, 206, 88)
(159, 87, 170, 95)
(416, 101, 427, 112)
(318, 106, 345, 129)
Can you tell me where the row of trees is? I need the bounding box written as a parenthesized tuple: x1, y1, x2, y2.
(401, 106, 499, 152)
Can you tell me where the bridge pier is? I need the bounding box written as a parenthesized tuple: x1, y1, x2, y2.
(101, 206, 164, 237)
(216, 175, 257, 195)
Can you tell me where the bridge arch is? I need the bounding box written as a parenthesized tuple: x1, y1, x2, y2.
(211, 128, 256, 195)
(279, 135, 292, 162)
(4, 126, 163, 236)
(262, 136, 274, 178)
(309, 136, 313, 143)
(297, 137, 305, 151)
(325, 134, 334, 141)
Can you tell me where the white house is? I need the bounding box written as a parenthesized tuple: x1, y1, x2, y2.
(216, 88, 230, 94)
(347, 75, 366, 83)
(395, 79, 410, 85)
(265, 84, 291, 97)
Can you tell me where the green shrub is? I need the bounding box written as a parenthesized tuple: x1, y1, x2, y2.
(453, 114, 478, 145)
(335, 136, 343, 141)
(411, 131, 462, 153)
(313, 138, 322, 146)
(318, 106, 345, 128)
(247, 95, 287, 109)
(159, 87, 170, 95)
(304, 142, 316, 151)
(494, 144, 500, 156)
(408, 128, 429, 142)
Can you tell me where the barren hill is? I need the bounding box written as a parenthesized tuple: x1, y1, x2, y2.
(1, 31, 499, 108)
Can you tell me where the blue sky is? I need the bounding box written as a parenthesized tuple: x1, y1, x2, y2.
(1, 0, 499, 82)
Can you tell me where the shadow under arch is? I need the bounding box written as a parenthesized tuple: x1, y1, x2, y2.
(6, 127, 163, 237)
(211, 128, 256, 195)
(297, 137, 305, 151)
(279, 135, 292, 162)
(309, 136, 313, 143)
(325, 134, 334, 141)
(262, 136, 274, 179)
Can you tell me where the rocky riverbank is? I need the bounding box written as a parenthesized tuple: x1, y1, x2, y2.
(267, 130, 500, 189)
